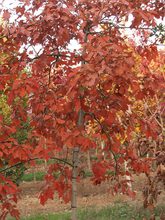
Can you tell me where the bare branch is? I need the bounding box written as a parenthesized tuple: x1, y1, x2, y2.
(0, 157, 73, 174)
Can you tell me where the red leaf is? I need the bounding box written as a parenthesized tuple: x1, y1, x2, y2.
(0, 151, 3, 157)
(19, 87, 26, 97)
(40, 187, 54, 205)
(56, 118, 65, 124)
(4, 184, 17, 195)
(3, 10, 10, 20)
(12, 79, 21, 90)
(92, 162, 106, 177)
(0, 184, 2, 193)
(44, 115, 51, 120)
(105, 111, 116, 125)
(10, 208, 20, 219)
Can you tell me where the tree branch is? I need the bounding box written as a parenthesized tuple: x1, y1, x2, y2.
(85, 112, 118, 176)
(0, 157, 73, 173)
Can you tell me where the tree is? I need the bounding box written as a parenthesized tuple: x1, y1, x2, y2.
(0, 0, 164, 219)
(129, 50, 165, 209)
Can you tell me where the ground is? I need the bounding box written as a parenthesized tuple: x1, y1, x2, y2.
(17, 175, 165, 218)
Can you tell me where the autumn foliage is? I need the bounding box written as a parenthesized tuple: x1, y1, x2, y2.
(0, 0, 164, 219)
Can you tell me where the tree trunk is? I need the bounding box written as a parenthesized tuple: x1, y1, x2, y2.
(101, 140, 105, 160)
(32, 164, 36, 182)
(87, 150, 91, 171)
(71, 23, 88, 218)
(124, 160, 132, 190)
(71, 109, 84, 220)
(71, 146, 80, 220)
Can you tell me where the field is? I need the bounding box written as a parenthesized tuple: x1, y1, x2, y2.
(7, 163, 165, 220)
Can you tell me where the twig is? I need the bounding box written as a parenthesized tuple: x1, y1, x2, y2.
(85, 112, 118, 175)
(0, 157, 73, 173)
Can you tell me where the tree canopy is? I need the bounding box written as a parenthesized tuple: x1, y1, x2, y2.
(0, 1, 164, 219)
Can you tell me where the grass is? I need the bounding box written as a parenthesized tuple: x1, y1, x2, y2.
(21, 171, 45, 182)
(20, 212, 70, 220)
(21, 169, 92, 182)
(9, 203, 165, 220)
(35, 159, 55, 165)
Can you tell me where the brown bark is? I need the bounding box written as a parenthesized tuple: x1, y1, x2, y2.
(71, 109, 84, 220)
(71, 146, 80, 220)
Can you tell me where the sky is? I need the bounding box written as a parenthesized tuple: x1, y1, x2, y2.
(1, 0, 164, 51)
(0, 0, 82, 57)
(1, 0, 20, 12)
